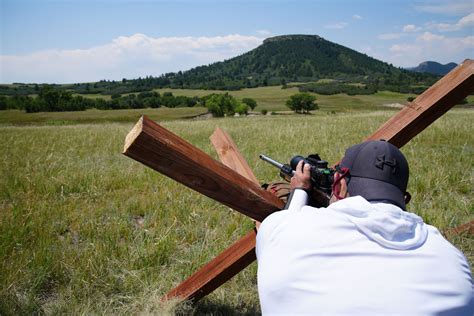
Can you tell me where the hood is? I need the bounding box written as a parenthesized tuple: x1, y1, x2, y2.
(329, 196, 428, 250)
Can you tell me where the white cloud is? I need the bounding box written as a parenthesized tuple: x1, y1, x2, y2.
(324, 22, 348, 29)
(390, 43, 423, 56)
(426, 13, 474, 32)
(426, 22, 456, 32)
(415, 2, 473, 15)
(458, 13, 474, 28)
(256, 29, 272, 36)
(352, 14, 363, 20)
(402, 24, 422, 33)
(378, 33, 402, 40)
(418, 32, 445, 42)
(0, 33, 264, 83)
(387, 33, 473, 67)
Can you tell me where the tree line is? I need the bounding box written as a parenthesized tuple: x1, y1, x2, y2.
(0, 86, 261, 115)
(0, 84, 322, 116)
(0, 86, 200, 113)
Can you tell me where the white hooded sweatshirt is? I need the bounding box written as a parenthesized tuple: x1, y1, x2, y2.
(256, 192, 473, 315)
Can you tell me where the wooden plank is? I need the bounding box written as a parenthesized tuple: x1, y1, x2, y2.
(125, 60, 474, 303)
(123, 116, 284, 222)
(210, 127, 259, 184)
(367, 59, 474, 147)
(164, 128, 262, 302)
(164, 229, 257, 302)
(444, 220, 474, 237)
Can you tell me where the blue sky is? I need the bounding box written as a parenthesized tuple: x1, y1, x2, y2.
(1, 0, 473, 83)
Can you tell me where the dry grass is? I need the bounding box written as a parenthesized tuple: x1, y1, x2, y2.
(0, 109, 472, 314)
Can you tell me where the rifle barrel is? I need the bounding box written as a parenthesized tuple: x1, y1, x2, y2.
(259, 154, 284, 168)
(259, 154, 295, 176)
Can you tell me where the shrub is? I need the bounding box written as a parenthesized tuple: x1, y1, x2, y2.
(205, 93, 241, 117)
(235, 103, 249, 115)
(242, 98, 257, 110)
(286, 92, 318, 114)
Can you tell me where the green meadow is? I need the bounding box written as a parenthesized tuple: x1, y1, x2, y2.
(0, 86, 430, 126)
(0, 91, 472, 314)
(0, 107, 208, 126)
(155, 86, 417, 112)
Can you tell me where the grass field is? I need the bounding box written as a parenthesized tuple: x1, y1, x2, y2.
(0, 107, 208, 126)
(1, 107, 472, 314)
(155, 86, 418, 112)
(4, 85, 471, 127)
(0, 88, 413, 126)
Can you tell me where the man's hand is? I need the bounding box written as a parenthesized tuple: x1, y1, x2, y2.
(290, 160, 312, 191)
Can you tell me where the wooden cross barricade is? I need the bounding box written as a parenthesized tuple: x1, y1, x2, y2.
(123, 59, 473, 303)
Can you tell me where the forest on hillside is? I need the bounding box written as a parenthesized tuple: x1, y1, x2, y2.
(0, 35, 440, 98)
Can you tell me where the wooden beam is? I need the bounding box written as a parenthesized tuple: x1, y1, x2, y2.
(164, 229, 257, 302)
(444, 220, 474, 237)
(164, 128, 263, 302)
(210, 127, 259, 184)
(125, 59, 474, 303)
(123, 116, 284, 222)
(367, 59, 474, 147)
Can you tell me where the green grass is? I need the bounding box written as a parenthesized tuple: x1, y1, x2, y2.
(71, 93, 112, 100)
(155, 86, 415, 112)
(4, 85, 469, 127)
(0, 107, 208, 126)
(0, 87, 416, 126)
(0, 109, 472, 314)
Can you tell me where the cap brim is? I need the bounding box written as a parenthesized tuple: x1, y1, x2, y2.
(347, 177, 406, 210)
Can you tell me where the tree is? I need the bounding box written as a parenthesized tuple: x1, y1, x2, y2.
(242, 98, 257, 110)
(205, 93, 241, 117)
(0, 96, 8, 110)
(286, 92, 318, 114)
(235, 103, 249, 115)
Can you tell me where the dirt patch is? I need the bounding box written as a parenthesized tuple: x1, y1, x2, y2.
(382, 103, 405, 108)
(191, 112, 213, 120)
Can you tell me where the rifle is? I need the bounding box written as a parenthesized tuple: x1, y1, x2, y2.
(259, 154, 335, 207)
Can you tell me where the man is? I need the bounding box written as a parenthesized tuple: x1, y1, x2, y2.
(256, 140, 472, 315)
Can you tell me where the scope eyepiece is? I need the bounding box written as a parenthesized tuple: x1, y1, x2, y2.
(290, 155, 306, 170)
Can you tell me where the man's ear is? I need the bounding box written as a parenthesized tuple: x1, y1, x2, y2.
(339, 178, 349, 198)
(330, 177, 349, 204)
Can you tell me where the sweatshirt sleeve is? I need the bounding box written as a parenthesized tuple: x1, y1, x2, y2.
(285, 189, 309, 212)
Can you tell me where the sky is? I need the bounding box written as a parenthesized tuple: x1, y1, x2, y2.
(0, 0, 473, 84)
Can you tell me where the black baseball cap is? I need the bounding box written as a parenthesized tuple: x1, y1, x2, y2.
(339, 140, 409, 210)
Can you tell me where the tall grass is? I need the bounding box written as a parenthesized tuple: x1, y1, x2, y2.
(0, 110, 472, 314)
(156, 87, 417, 112)
(0, 107, 207, 126)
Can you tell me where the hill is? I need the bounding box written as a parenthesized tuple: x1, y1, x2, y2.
(157, 34, 437, 91)
(174, 34, 397, 88)
(408, 61, 458, 75)
(0, 34, 439, 96)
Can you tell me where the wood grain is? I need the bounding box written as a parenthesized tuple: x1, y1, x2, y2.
(125, 60, 474, 303)
(367, 59, 474, 147)
(444, 220, 474, 237)
(210, 127, 259, 184)
(123, 116, 284, 222)
(164, 229, 257, 302)
(164, 128, 263, 302)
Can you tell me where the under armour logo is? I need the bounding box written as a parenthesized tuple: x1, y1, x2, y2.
(375, 155, 397, 173)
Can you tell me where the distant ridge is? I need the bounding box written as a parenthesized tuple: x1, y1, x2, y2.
(173, 34, 406, 89)
(0, 34, 439, 96)
(408, 61, 458, 75)
(150, 34, 440, 91)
